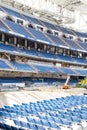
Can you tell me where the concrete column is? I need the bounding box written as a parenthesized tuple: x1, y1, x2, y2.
(35, 42, 37, 49)
(25, 40, 27, 47)
(14, 37, 17, 45)
(44, 44, 46, 51)
(2, 34, 5, 42)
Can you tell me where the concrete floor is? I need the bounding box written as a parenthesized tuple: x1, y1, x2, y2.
(0, 87, 86, 107)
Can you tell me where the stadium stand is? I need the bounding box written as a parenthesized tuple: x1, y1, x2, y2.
(0, 95, 87, 130)
(4, 19, 34, 40)
(0, 59, 10, 69)
(0, 57, 87, 77)
(1, 6, 23, 19)
(0, 2, 87, 130)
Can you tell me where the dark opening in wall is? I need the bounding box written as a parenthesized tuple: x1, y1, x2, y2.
(47, 29, 52, 34)
(6, 16, 14, 22)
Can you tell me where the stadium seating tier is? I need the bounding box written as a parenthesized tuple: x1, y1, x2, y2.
(0, 95, 87, 130)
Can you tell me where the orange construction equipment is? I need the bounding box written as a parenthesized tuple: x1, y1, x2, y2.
(63, 75, 70, 89)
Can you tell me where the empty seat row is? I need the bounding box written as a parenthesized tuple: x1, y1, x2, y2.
(1, 5, 86, 39)
(0, 95, 87, 130)
(1, 19, 87, 53)
(0, 57, 87, 76)
(0, 42, 87, 65)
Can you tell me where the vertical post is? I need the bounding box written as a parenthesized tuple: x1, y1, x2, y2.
(2, 33, 5, 42)
(25, 39, 27, 48)
(35, 42, 37, 49)
(44, 44, 46, 51)
(14, 37, 17, 45)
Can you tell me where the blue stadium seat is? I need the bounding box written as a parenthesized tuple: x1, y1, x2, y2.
(64, 38, 82, 50)
(11, 126, 19, 130)
(0, 59, 10, 69)
(0, 122, 6, 129)
(1, 43, 17, 51)
(34, 64, 61, 74)
(78, 41, 87, 50)
(26, 117, 35, 123)
(75, 69, 87, 76)
(0, 21, 9, 33)
(57, 25, 75, 35)
(20, 121, 29, 129)
(41, 20, 58, 30)
(4, 124, 12, 130)
(46, 33, 67, 47)
(10, 61, 34, 72)
(59, 67, 76, 75)
(24, 15, 42, 26)
(4, 20, 34, 40)
(27, 27, 51, 44)
(0, 95, 87, 130)
(34, 119, 42, 125)
(0, 41, 87, 66)
(80, 114, 87, 121)
(28, 123, 38, 130)
(71, 116, 81, 124)
(2, 6, 23, 19)
(74, 30, 87, 38)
